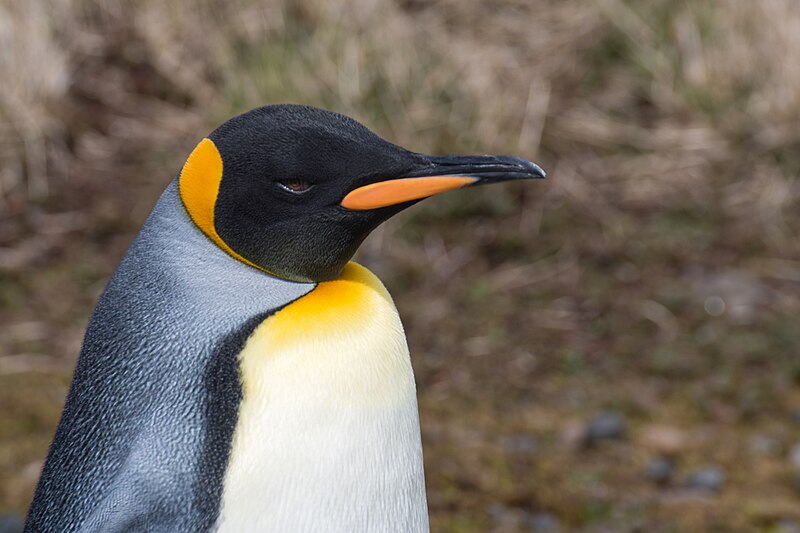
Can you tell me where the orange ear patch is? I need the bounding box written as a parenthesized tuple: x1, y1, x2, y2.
(179, 138, 259, 270)
(340, 176, 477, 210)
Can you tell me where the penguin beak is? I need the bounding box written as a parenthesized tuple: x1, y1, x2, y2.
(340, 155, 545, 211)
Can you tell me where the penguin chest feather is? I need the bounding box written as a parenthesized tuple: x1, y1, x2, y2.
(216, 262, 429, 533)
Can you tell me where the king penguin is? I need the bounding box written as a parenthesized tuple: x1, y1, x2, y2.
(24, 104, 544, 533)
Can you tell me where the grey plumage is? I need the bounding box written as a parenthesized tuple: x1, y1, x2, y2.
(25, 181, 314, 532)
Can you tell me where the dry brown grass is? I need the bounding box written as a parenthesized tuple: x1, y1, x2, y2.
(1, 0, 799, 531)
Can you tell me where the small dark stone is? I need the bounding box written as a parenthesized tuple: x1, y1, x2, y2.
(776, 519, 800, 533)
(644, 457, 675, 485)
(686, 465, 725, 493)
(749, 434, 781, 456)
(0, 514, 24, 533)
(583, 412, 626, 445)
(488, 504, 523, 527)
(525, 512, 560, 532)
(498, 434, 537, 454)
(789, 443, 800, 468)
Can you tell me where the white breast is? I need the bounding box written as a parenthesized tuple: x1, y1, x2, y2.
(216, 263, 429, 533)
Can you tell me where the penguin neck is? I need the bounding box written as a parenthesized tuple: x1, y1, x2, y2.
(217, 262, 429, 533)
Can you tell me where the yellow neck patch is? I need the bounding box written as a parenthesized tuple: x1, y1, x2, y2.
(178, 138, 260, 270)
(252, 262, 393, 355)
(236, 259, 412, 410)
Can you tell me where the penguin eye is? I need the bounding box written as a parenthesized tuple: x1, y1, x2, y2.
(277, 179, 312, 193)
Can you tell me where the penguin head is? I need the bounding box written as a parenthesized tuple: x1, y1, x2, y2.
(179, 104, 544, 283)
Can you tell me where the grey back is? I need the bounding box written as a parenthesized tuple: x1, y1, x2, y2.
(25, 180, 315, 532)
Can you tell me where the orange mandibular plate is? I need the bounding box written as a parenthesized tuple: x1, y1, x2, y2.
(341, 176, 477, 210)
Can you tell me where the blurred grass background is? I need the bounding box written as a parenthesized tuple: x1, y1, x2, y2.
(1, 0, 799, 531)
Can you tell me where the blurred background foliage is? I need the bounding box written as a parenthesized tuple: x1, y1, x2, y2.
(1, 0, 799, 531)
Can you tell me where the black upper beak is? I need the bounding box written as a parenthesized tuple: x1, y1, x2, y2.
(414, 154, 546, 183)
(340, 153, 545, 211)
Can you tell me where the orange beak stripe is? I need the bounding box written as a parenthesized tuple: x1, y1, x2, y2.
(341, 176, 478, 210)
